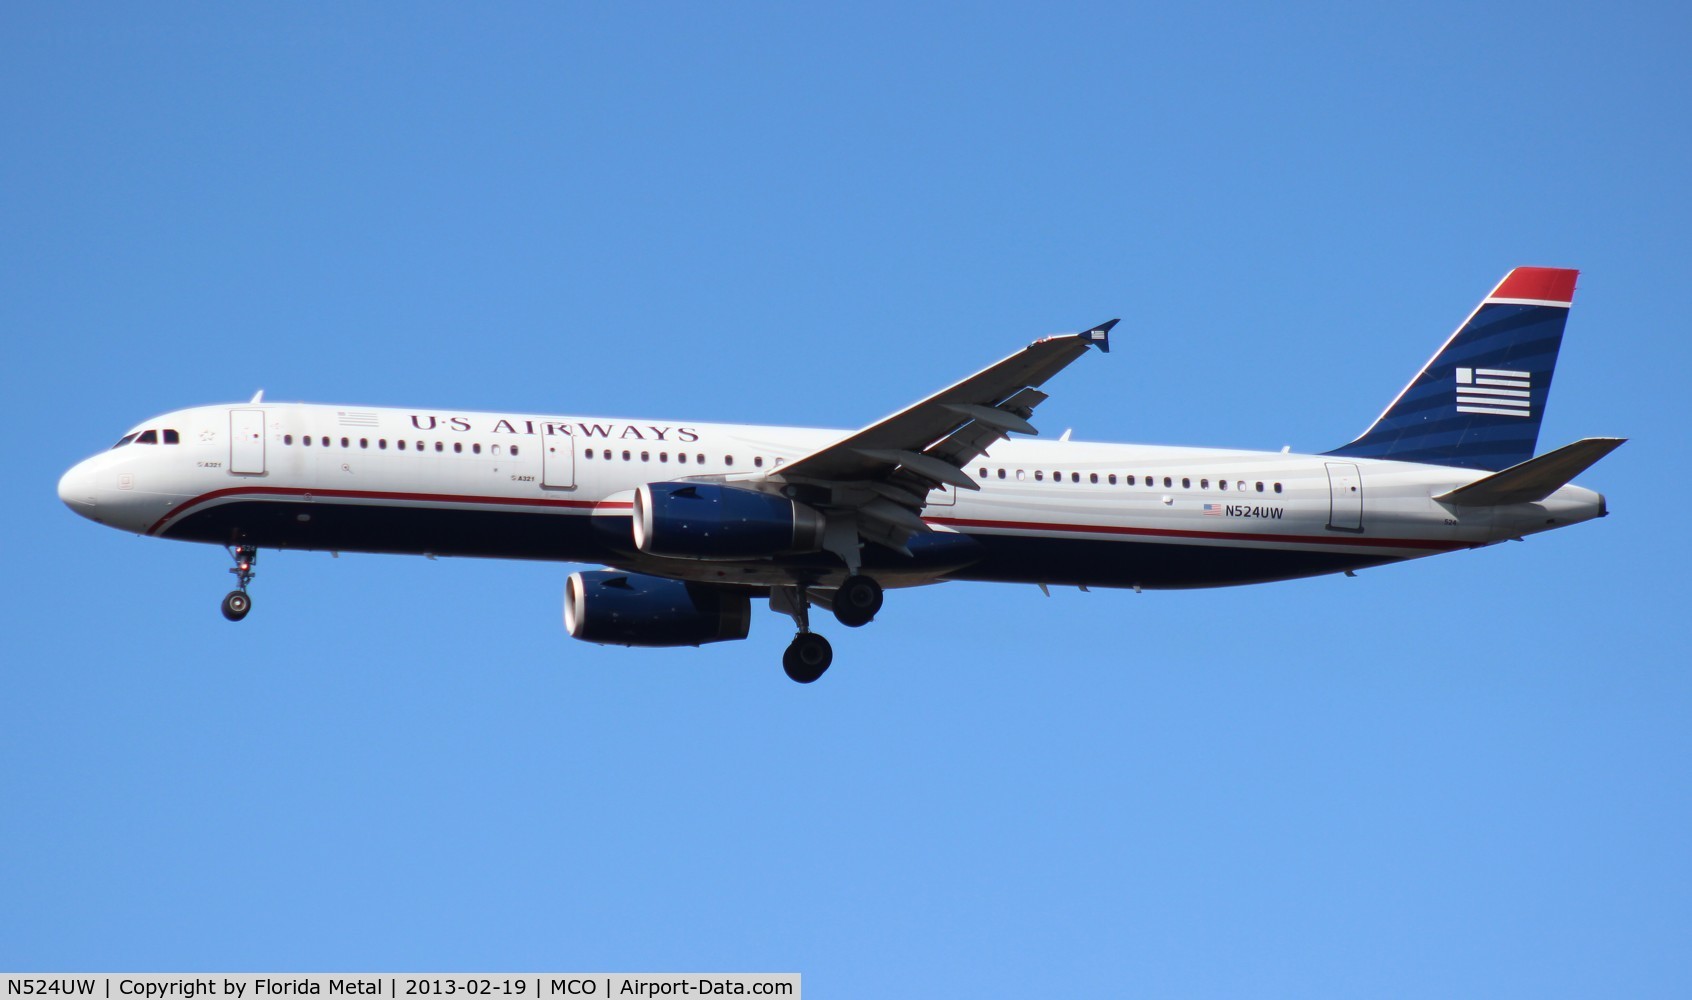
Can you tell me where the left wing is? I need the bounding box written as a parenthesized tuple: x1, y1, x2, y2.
(758, 320, 1117, 563)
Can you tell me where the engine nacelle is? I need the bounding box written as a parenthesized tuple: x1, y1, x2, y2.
(633, 482, 825, 559)
(564, 570, 751, 647)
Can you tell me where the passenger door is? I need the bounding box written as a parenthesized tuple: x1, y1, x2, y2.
(1325, 461, 1362, 531)
(229, 409, 266, 475)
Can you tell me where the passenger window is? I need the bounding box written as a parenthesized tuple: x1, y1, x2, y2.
(1072, 472, 1080, 483)
(415, 441, 423, 451)
(979, 467, 988, 478)
(678, 453, 688, 464)
(754, 457, 764, 468)
(304, 436, 313, 447)
(1201, 478, 1209, 489)
(696, 454, 705, 464)
(1108, 474, 1117, 485)
(1237, 480, 1246, 491)
(725, 455, 734, 466)
(360, 438, 369, 449)
(998, 469, 1007, 480)
(473, 443, 482, 455)
(1124, 475, 1133, 486)
(1090, 473, 1098, 484)
(492, 444, 502, 456)
(1256, 482, 1265, 492)
(641, 451, 650, 462)
(321, 437, 329, 447)
(1163, 476, 1172, 488)
(1052, 470, 1061, 481)
(341, 437, 349, 448)
(397, 440, 405, 450)
(163, 429, 180, 445)
(1035, 471, 1044, 481)
(1181, 477, 1190, 488)
(1219, 480, 1228, 491)
(283, 434, 293, 445)
(659, 452, 668, 463)
(623, 450, 632, 461)
(435, 442, 444, 453)
(453, 442, 463, 454)
(1274, 483, 1283, 493)
(605, 450, 613, 460)
(511, 445, 519, 456)
(379, 439, 387, 449)
(1015, 470, 1026, 481)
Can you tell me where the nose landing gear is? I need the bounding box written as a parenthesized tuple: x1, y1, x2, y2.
(222, 545, 257, 622)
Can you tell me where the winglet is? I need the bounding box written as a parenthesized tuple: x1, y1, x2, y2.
(1084, 319, 1119, 353)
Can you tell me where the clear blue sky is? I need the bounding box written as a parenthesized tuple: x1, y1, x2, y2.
(4, 3, 1688, 995)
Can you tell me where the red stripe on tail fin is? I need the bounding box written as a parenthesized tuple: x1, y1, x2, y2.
(1490, 267, 1578, 304)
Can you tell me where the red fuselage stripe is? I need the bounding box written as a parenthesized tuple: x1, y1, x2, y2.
(922, 515, 1463, 551)
(149, 486, 631, 535)
(154, 487, 1464, 553)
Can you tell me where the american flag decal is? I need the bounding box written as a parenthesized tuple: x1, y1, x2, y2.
(1202, 503, 1224, 516)
(1455, 367, 1531, 418)
(337, 410, 381, 427)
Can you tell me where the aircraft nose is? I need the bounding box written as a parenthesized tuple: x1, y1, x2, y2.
(58, 460, 98, 511)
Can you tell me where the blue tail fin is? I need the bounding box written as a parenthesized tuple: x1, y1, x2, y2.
(1325, 267, 1577, 471)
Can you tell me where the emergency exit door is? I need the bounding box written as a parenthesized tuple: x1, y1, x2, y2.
(542, 433, 576, 489)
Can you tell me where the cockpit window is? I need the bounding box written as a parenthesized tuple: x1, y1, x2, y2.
(111, 433, 139, 449)
(135, 430, 158, 445)
(163, 429, 180, 445)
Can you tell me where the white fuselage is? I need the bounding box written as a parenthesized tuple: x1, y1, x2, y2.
(58, 401, 1607, 591)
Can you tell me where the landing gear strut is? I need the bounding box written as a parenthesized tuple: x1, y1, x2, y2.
(774, 583, 833, 684)
(222, 545, 257, 622)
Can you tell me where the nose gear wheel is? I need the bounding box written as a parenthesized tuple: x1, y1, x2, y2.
(222, 545, 258, 622)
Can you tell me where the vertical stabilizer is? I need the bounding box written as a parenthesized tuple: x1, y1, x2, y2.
(1325, 267, 1577, 471)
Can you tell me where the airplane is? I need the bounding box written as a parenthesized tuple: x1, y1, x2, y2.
(59, 267, 1622, 683)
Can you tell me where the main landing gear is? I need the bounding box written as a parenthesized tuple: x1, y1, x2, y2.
(774, 575, 884, 684)
(831, 574, 883, 628)
(783, 632, 832, 685)
(222, 545, 257, 622)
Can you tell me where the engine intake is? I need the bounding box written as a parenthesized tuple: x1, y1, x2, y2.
(564, 570, 751, 647)
(633, 482, 825, 559)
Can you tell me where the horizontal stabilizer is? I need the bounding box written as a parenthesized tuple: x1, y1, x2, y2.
(1435, 437, 1625, 506)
